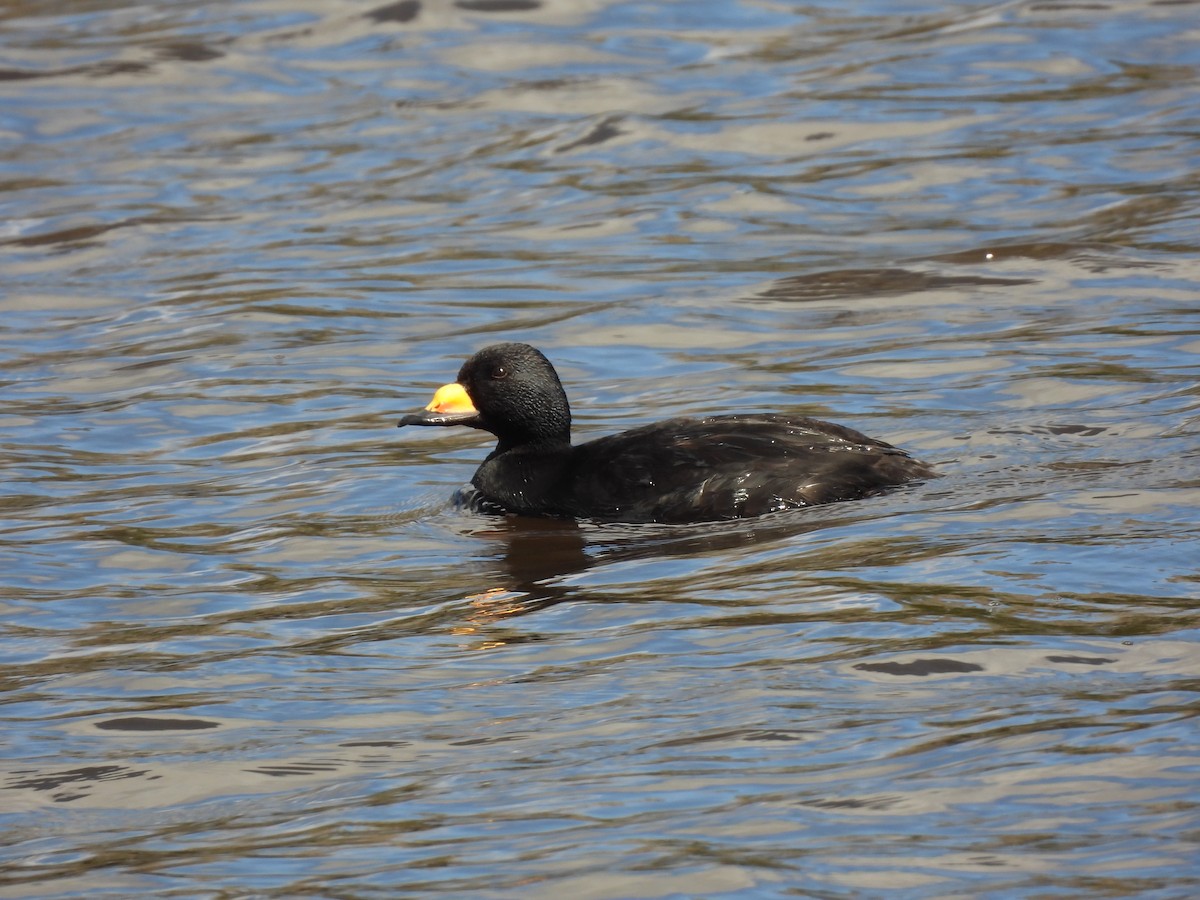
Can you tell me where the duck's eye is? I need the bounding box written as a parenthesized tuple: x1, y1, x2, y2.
(491, 365, 508, 380)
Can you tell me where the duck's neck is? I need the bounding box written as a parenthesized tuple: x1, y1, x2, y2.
(491, 433, 570, 458)
(487, 397, 571, 457)
(475, 443, 572, 516)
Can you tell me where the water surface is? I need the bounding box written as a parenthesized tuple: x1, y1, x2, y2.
(2, 0, 1199, 896)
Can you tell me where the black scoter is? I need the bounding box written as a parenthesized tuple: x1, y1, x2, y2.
(398, 342, 931, 524)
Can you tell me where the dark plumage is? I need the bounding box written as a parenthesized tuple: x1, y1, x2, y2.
(398, 342, 932, 524)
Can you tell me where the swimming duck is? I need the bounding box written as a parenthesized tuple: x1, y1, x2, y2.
(398, 342, 931, 524)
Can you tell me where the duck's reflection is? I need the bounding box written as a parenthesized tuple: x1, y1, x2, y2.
(453, 516, 589, 637)
(451, 504, 873, 640)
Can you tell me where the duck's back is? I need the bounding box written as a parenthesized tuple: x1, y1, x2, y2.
(557, 413, 931, 524)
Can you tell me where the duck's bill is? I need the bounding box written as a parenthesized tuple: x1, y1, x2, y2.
(398, 409, 481, 427)
(397, 382, 482, 428)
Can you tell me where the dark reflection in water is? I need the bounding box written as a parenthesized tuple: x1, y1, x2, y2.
(757, 267, 1035, 302)
(456, 0, 543, 12)
(449, 496, 938, 645)
(480, 514, 590, 587)
(6, 765, 150, 802)
(94, 717, 221, 732)
(366, 0, 422, 24)
(854, 657, 984, 676)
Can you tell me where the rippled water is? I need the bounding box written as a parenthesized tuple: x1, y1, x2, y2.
(3, 0, 1199, 896)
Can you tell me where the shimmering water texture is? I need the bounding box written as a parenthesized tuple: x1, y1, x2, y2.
(3, 0, 1200, 897)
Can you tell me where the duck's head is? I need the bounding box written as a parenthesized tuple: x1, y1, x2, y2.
(398, 342, 572, 448)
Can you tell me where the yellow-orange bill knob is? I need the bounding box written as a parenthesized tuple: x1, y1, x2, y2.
(426, 382, 477, 414)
